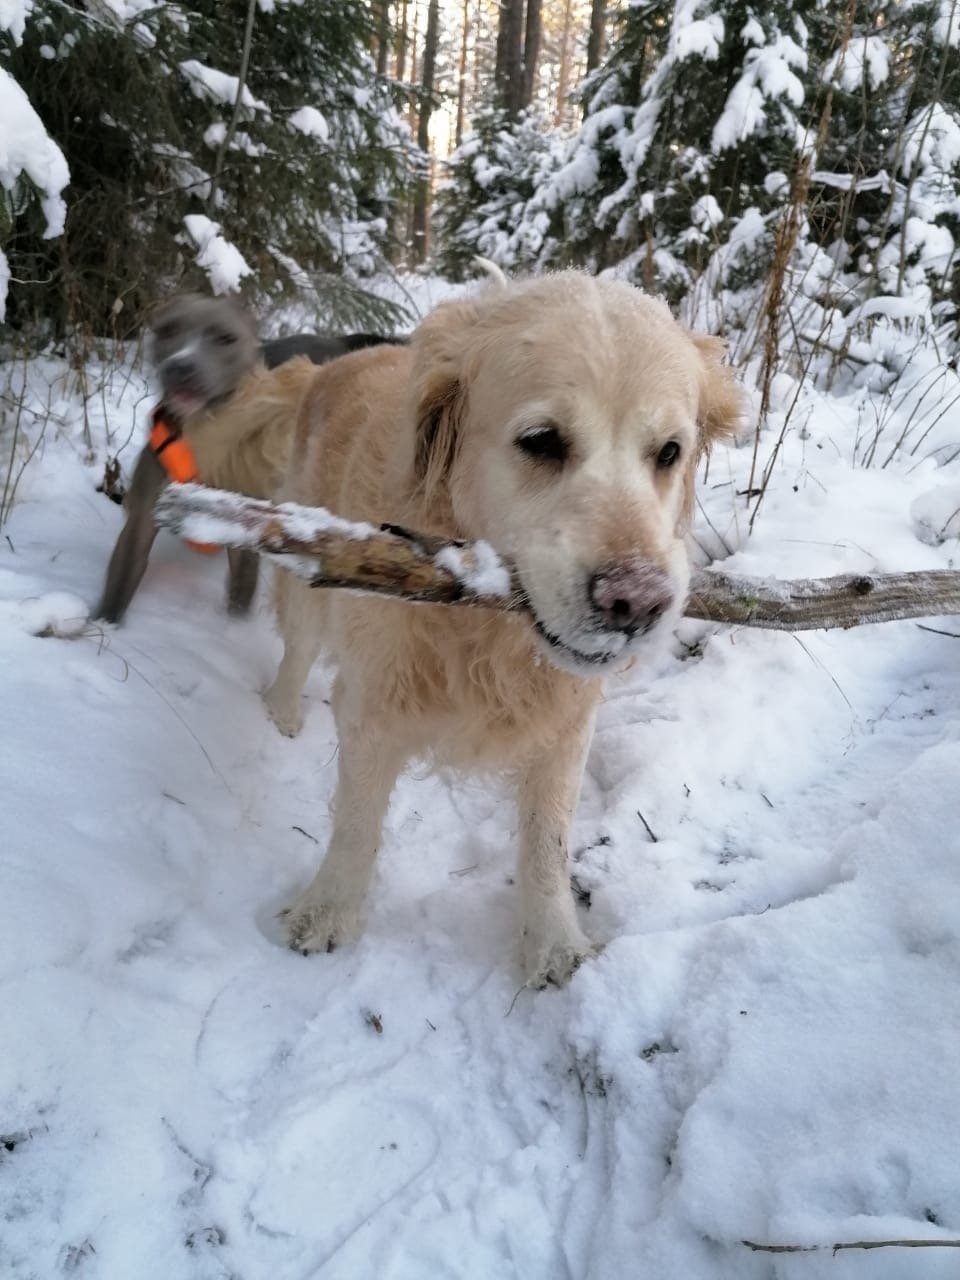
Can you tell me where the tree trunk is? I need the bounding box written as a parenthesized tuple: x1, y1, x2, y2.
(555, 0, 574, 124)
(474, 0, 483, 99)
(154, 485, 960, 634)
(456, 0, 470, 146)
(409, 0, 420, 86)
(375, 0, 391, 77)
(521, 0, 542, 110)
(412, 0, 440, 265)
(586, 0, 606, 75)
(406, 0, 421, 156)
(396, 0, 409, 80)
(496, 0, 525, 118)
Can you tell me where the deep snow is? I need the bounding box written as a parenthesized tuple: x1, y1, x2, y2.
(2, 278, 960, 1280)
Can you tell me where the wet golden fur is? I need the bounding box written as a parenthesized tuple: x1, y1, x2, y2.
(261, 272, 744, 986)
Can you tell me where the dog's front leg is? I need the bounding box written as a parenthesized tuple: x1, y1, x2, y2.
(284, 685, 406, 955)
(517, 715, 597, 988)
(93, 447, 164, 623)
(263, 575, 325, 737)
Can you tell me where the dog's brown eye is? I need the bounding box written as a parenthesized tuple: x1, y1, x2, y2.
(214, 330, 238, 347)
(516, 425, 569, 465)
(656, 441, 681, 469)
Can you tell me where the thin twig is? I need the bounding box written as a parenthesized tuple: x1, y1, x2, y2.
(636, 811, 659, 843)
(504, 984, 528, 1018)
(916, 623, 960, 639)
(742, 1237, 960, 1254)
(207, 0, 258, 214)
(91, 631, 229, 790)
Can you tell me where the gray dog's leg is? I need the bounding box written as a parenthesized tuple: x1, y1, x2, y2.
(226, 548, 260, 615)
(93, 448, 165, 624)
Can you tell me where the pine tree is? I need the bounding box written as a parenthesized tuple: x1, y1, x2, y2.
(0, 9, 68, 325)
(432, 102, 564, 278)
(806, 0, 960, 325)
(553, 0, 812, 300)
(531, 2, 674, 277)
(2, 1, 418, 339)
(517, 0, 958, 348)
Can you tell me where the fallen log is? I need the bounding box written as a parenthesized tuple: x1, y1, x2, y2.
(154, 483, 960, 634)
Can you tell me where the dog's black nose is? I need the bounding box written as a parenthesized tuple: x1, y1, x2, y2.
(589, 562, 674, 634)
(164, 356, 197, 386)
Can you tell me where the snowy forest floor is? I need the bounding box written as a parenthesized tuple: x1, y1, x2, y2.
(2, 274, 960, 1280)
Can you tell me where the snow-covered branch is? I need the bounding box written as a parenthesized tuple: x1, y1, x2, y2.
(154, 485, 518, 609)
(155, 485, 960, 632)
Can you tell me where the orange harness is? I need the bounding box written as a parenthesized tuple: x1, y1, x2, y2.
(149, 409, 220, 555)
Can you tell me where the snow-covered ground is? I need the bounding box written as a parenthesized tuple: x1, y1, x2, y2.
(2, 279, 960, 1280)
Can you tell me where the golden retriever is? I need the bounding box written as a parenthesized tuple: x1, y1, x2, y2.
(263, 271, 744, 987)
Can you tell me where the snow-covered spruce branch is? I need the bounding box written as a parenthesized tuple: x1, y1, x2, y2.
(154, 485, 960, 632)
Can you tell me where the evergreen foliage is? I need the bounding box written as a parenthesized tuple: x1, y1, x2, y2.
(436, 0, 960, 354)
(433, 102, 563, 279)
(2, 1, 418, 339)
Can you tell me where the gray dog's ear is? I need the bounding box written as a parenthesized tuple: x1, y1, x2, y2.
(148, 291, 257, 337)
(217, 290, 259, 339)
(409, 295, 484, 501)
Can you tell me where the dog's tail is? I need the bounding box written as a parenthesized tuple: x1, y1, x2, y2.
(472, 256, 508, 289)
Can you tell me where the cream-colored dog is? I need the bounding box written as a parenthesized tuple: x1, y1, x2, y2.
(264, 271, 743, 987)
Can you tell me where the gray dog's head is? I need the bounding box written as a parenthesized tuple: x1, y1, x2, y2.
(148, 293, 260, 418)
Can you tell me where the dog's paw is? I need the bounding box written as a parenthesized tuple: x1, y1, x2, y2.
(523, 926, 596, 989)
(262, 687, 303, 738)
(282, 895, 361, 955)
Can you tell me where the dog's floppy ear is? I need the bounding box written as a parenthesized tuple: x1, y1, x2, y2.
(409, 296, 483, 499)
(690, 333, 745, 452)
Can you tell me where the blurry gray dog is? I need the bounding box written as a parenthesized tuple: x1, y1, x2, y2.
(93, 293, 402, 624)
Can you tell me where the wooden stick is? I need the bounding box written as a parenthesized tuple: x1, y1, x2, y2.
(154, 484, 960, 633)
(685, 567, 960, 631)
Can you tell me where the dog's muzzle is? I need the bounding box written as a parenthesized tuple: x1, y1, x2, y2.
(526, 561, 677, 675)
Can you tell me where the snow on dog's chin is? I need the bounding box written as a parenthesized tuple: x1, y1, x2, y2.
(525, 598, 677, 678)
(529, 617, 632, 677)
(523, 569, 688, 678)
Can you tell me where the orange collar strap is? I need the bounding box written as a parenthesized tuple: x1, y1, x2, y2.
(149, 408, 220, 555)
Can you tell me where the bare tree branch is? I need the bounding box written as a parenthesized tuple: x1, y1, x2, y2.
(154, 485, 960, 632)
(685, 567, 960, 631)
